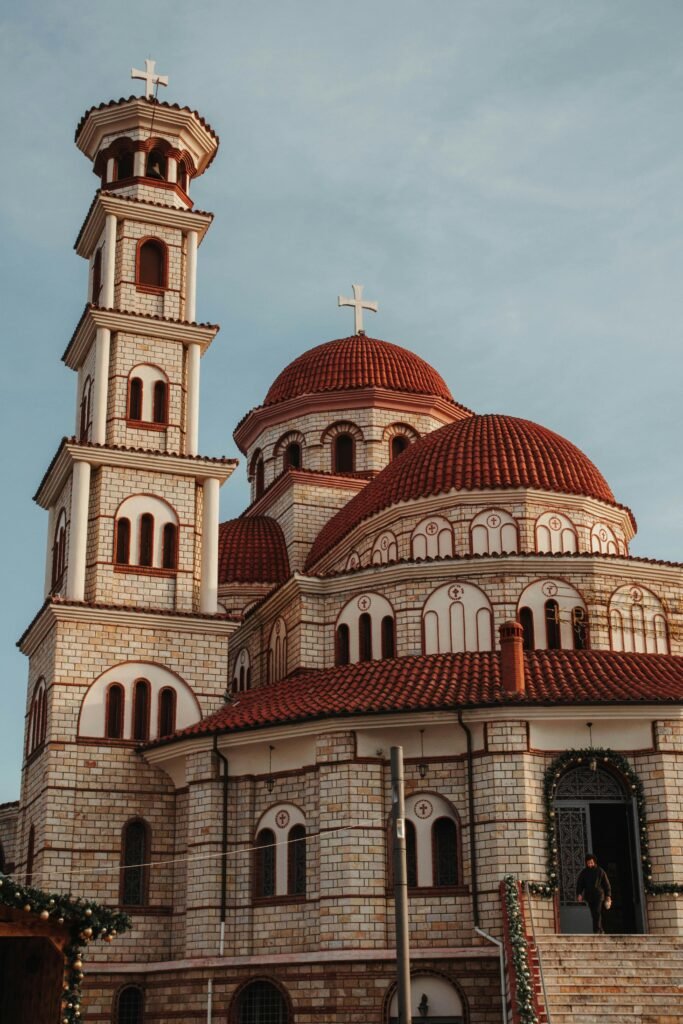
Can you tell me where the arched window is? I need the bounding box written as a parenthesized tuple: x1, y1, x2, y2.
(120, 819, 149, 906)
(136, 239, 166, 289)
(359, 613, 372, 662)
(391, 435, 410, 460)
(27, 679, 47, 756)
(157, 688, 177, 737)
(288, 824, 306, 896)
(105, 683, 125, 740)
(91, 248, 102, 305)
(591, 522, 619, 556)
(26, 824, 35, 885)
(116, 149, 134, 181)
(115, 518, 131, 565)
(432, 817, 458, 887)
(79, 376, 93, 442)
(284, 442, 301, 470)
(145, 148, 167, 180)
(405, 819, 417, 888)
(267, 618, 288, 684)
(545, 599, 561, 650)
(178, 161, 189, 192)
(115, 986, 144, 1024)
(535, 511, 578, 554)
(334, 433, 354, 473)
(255, 829, 276, 898)
(372, 530, 398, 565)
(162, 523, 177, 570)
(235, 981, 289, 1024)
(132, 679, 150, 742)
(381, 616, 395, 658)
(152, 380, 167, 424)
(471, 508, 519, 555)
(51, 510, 67, 591)
(572, 606, 588, 650)
(250, 451, 265, 501)
(519, 607, 534, 651)
(128, 377, 143, 421)
(231, 650, 252, 693)
(609, 584, 669, 654)
(336, 624, 350, 666)
(139, 514, 154, 567)
(411, 516, 454, 560)
(422, 582, 493, 654)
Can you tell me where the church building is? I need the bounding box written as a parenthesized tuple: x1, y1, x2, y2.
(2, 69, 682, 1024)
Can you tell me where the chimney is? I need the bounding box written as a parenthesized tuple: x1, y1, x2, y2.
(499, 620, 525, 694)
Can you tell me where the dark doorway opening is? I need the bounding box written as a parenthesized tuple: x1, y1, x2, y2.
(589, 802, 638, 934)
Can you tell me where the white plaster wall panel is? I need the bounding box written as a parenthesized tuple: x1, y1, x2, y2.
(529, 718, 654, 752)
(535, 510, 578, 554)
(423, 582, 493, 654)
(115, 493, 178, 566)
(517, 578, 586, 650)
(336, 592, 394, 662)
(231, 648, 252, 691)
(79, 661, 201, 740)
(412, 515, 454, 560)
(371, 530, 398, 565)
(590, 521, 620, 555)
(268, 616, 288, 682)
(389, 976, 463, 1019)
(127, 363, 170, 422)
(471, 508, 519, 555)
(610, 584, 670, 654)
(405, 792, 460, 888)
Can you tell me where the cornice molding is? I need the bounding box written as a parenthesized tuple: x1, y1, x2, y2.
(75, 192, 213, 258)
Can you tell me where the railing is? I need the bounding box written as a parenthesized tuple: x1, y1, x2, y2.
(522, 881, 552, 1024)
(501, 875, 548, 1024)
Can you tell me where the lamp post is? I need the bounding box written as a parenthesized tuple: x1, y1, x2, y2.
(391, 746, 412, 1024)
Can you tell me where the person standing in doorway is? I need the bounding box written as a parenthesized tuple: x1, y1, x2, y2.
(576, 853, 612, 934)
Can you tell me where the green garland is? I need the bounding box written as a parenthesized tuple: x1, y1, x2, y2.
(0, 872, 131, 1024)
(525, 748, 683, 899)
(503, 875, 538, 1024)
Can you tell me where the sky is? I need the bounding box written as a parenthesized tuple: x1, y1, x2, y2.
(0, 0, 681, 800)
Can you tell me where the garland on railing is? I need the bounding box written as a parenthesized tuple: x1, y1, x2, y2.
(0, 872, 131, 1024)
(525, 748, 683, 899)
(502, 875, 538, 1024)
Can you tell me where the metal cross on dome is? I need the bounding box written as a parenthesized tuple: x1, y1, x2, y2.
(131, 59, 169, 99)
(338, 284, 378, 334)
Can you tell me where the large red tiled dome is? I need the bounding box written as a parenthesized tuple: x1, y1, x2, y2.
(264, 334, 456, 406)
(219, 516, 290, 584)
(306, 414, 619, 568)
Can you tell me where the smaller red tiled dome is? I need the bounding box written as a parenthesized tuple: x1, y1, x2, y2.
(264, 335, 457, 406)
(219, 517, 290, 584)
(306, 414, 622, 568)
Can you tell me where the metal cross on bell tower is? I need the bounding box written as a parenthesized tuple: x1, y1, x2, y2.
(338, 283, 378, 334)
(131, 58, 169, 99)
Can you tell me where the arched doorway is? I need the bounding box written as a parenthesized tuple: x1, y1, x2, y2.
(553, 764, 645, 934)
(388, 974, 464, 1023)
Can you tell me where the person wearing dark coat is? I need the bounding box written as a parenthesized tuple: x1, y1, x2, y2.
(576, 853, 612, 933)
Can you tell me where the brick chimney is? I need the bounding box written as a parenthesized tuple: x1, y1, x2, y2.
(500, 620, 525, 694)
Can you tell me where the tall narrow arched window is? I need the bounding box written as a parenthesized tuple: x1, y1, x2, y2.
(120, 819, 149, 906)
(132, 679, 150, 742)
(545, 599, 561, 650)
(128, 378, 143, 421)
(334, 433, 354, 473)
(359, 613, 372, 662)
(139, 514, 154, 567)
(52, 510, 67, 590)
(79, 376, 93, 442)
(91, 248, 102, 305)
(432, 817, 458, 886)
(336, 624, 350, 666)
(405, 819, 417, 888)
(137, 239, 166, 289)
(288, 824, 306, 896)
(158, 688, 177, 737)
(162, 523, 177, 569)
(26, 824, 35, 885)
(152, 380, 167, 424)
(115, 517, 131, 565)
(106, 683, 124, 740)
(519, 607, 534, 650)
(284, 442, 301, 470)
(381, 616, 395, 658)
(116, 985, 144, 1024)
(572, 606, 588, 650)
(255, 829, 276, 898)
(236, 982, 289, 1024)
(116, 149, 134, 180)
(178, 161, 189, 192)
(391, 435, 409, 460)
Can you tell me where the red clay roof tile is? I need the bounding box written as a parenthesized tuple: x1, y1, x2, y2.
(219, 516, 290, 584)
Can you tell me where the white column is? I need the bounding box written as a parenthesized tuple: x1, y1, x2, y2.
(44, 506, 56, 598)
(134, 150, 146, 177)
(101, 214, 117, 308)
(186, 342, 201, 456)
(167, 157, 178, 184)
(66, 461, 91, 602)
(186, 230, 198, 322)
(200, 477, 220, 614)
(106, 157, 115, 184)
(75, 366, 84, 436)
(92, 327, 111, 445)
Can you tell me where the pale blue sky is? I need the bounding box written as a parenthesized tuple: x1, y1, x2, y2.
(1, 1, 681, 800)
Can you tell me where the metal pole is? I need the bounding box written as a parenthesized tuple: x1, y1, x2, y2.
(391, 746, 412, 1024)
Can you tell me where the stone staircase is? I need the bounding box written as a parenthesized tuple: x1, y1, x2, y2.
(535, 935, 683, 1024)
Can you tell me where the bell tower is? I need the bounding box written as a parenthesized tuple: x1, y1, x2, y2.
(16, 68, 236, 948)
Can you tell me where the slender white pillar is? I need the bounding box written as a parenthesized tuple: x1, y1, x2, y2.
(66, 461, 92, 602)
(186, 342, 201, 456)
(186, 230, 198, 322)
(75, 366, 84, 436)
(92, 327, 111, 445)
(44, 506, 56, 598)
(102, 214, 117, 308)
(167, 157, 178, 184)
(134, 150, 146, 177)
(200, 477, 220, 614)
(106, 157, 115, 184)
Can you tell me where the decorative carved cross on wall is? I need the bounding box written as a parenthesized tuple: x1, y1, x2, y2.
(131, 59, 169, 99)
(338, 283, 378, 334)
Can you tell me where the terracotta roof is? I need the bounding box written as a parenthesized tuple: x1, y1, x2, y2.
(219, 517, 291, 584)
(75, 95, 219, 146)
(306, 414, 627, 569)
(263, 335, 461, 407)
(149, 649, 683, 746)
